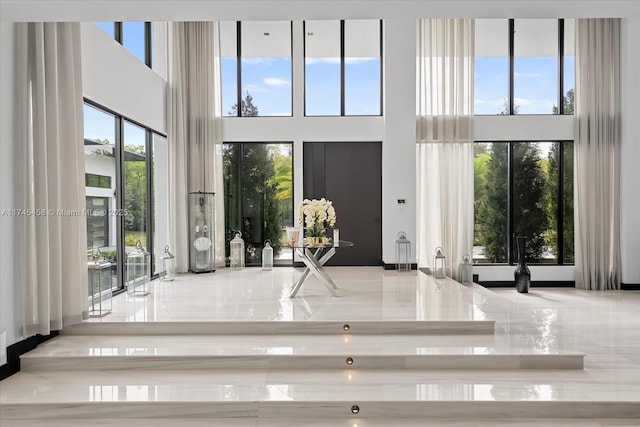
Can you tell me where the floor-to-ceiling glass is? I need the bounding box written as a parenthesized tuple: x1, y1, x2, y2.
(83, 103, 120, 289)
(223, 143, 293, 266)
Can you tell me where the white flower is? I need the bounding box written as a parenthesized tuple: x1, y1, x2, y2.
(298, 198, 337, 236)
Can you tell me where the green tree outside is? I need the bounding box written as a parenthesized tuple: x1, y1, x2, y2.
(123, 144, 147, 248)
(224, 92, 290, 264)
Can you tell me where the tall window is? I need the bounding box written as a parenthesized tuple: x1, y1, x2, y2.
(221, 21, 292, 117)
(305, 19, 382, 116)
(475, 19, 574, 115)
(83, 103, 119, 289)
(223, 143, 294, 266)
(95, 21, 153, 68)
(474, 141, 574, 264)
(122, 121, 148, 253)
(84, 100, 166, 290)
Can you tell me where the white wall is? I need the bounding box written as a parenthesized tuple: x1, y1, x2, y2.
(81, 23, 167, 134)
(0, 21, 23, 357)
(383, 18, 417, 264)
(620, 12, 640, 285)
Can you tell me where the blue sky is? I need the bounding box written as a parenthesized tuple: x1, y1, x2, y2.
(475, 56, 574, 115)
(221, 57, 381, 116)
(91, 21, 575, 137)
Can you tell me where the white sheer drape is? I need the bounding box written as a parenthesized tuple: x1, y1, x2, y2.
(416, 19, 474, 280)
(574, 19, 621, 290)
(17, 23, 87, 335)
(167, 22, 225, 272)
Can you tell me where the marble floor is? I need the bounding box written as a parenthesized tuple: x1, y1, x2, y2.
(1, 267, 639, 426)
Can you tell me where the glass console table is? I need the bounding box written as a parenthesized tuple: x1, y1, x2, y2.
(290, 240, 354, 298)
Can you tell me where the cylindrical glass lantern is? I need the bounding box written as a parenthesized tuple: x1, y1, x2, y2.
(230, 231, 245, 270)
(262, 240, 273, 271)
(189, 191, 215, 273)
(161, 245, 175, 282)
(395, 231, 411, 272)
(126, 240, 150, 296)
(433, 246, 446, 278)
(458, 254, 473, 285)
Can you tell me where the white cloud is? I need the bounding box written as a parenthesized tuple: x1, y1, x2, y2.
(241, 57, 275, 66)
(305, 57, 341, 65)
(513, 97, 533, 106)
(263, 77, 290, 87)
(344, 57, 377, 64)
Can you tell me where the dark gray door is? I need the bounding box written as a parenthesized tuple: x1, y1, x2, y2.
(303, 142, 382, 266)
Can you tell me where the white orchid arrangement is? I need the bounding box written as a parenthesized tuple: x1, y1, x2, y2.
(298, 198, 336, 237)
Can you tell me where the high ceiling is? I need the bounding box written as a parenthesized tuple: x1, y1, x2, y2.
(1, 0, 637, 22)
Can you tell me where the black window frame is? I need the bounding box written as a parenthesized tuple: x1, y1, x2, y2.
(99, 21, 153, 69)
(303, 19, 384, 117)
(476, 18, 572, 116)
(85, 173, 112, 189)
(225, 21, 294, 118)
(222, 141, 295, 266)
(474, 139, 574, 266)
(83, 98, 166, 290)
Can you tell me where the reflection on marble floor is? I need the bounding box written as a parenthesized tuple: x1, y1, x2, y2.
(1, 267, 639, 424)
(87, 267, 492, 322)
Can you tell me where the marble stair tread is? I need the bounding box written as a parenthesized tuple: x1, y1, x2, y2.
(64, 320, 496, 335)
(19, 334, 585, 370)
(1, 370, 639, 420)
(5, 419, 640, 427)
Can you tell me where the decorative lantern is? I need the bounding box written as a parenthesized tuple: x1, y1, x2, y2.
(433, 246, 446, 278)
(161, 245, 175, 282)
(87, 247, 112, 317)
(458, 254, 473, 285)
(395, 231, 411, 272)
(262, 240, 273, 271)
(126, 240, 150, 296)
(230, 231, 245, 270)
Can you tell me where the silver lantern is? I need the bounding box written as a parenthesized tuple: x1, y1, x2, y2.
(230, 231, 245, 270)
(262, 240, 273, 271)
(161, 245, 175, 282)
(395, 231, 411, 272)
(458, 254, 473, 285)
(433, 246, 446, 278)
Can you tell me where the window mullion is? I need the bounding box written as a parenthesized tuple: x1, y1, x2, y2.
(557, 141, 565, 264)
(558, 19, 565, 115)
(115, 22, 123, 44)
(508, 19, 514, 115)
(114, 116, 125, 290)
(507, 142, 514, 264)
(236, 21, 242, 117)
(145, 130, 155, 275)
(340, 20, 345, 116)
(145, 22, 152, 68)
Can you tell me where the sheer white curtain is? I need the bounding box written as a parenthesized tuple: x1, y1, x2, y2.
(17, 23, 87, 335)
(416, 19, 474, 280)
(167, 22, 225, 272)
(574, 19, 621, 290)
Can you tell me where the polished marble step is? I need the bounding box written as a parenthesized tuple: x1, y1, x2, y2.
(63, 320, 496, 335)
(1, 369, 638, 420)
(20, 334, 584, 370)
(5, 418, 640, 427)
